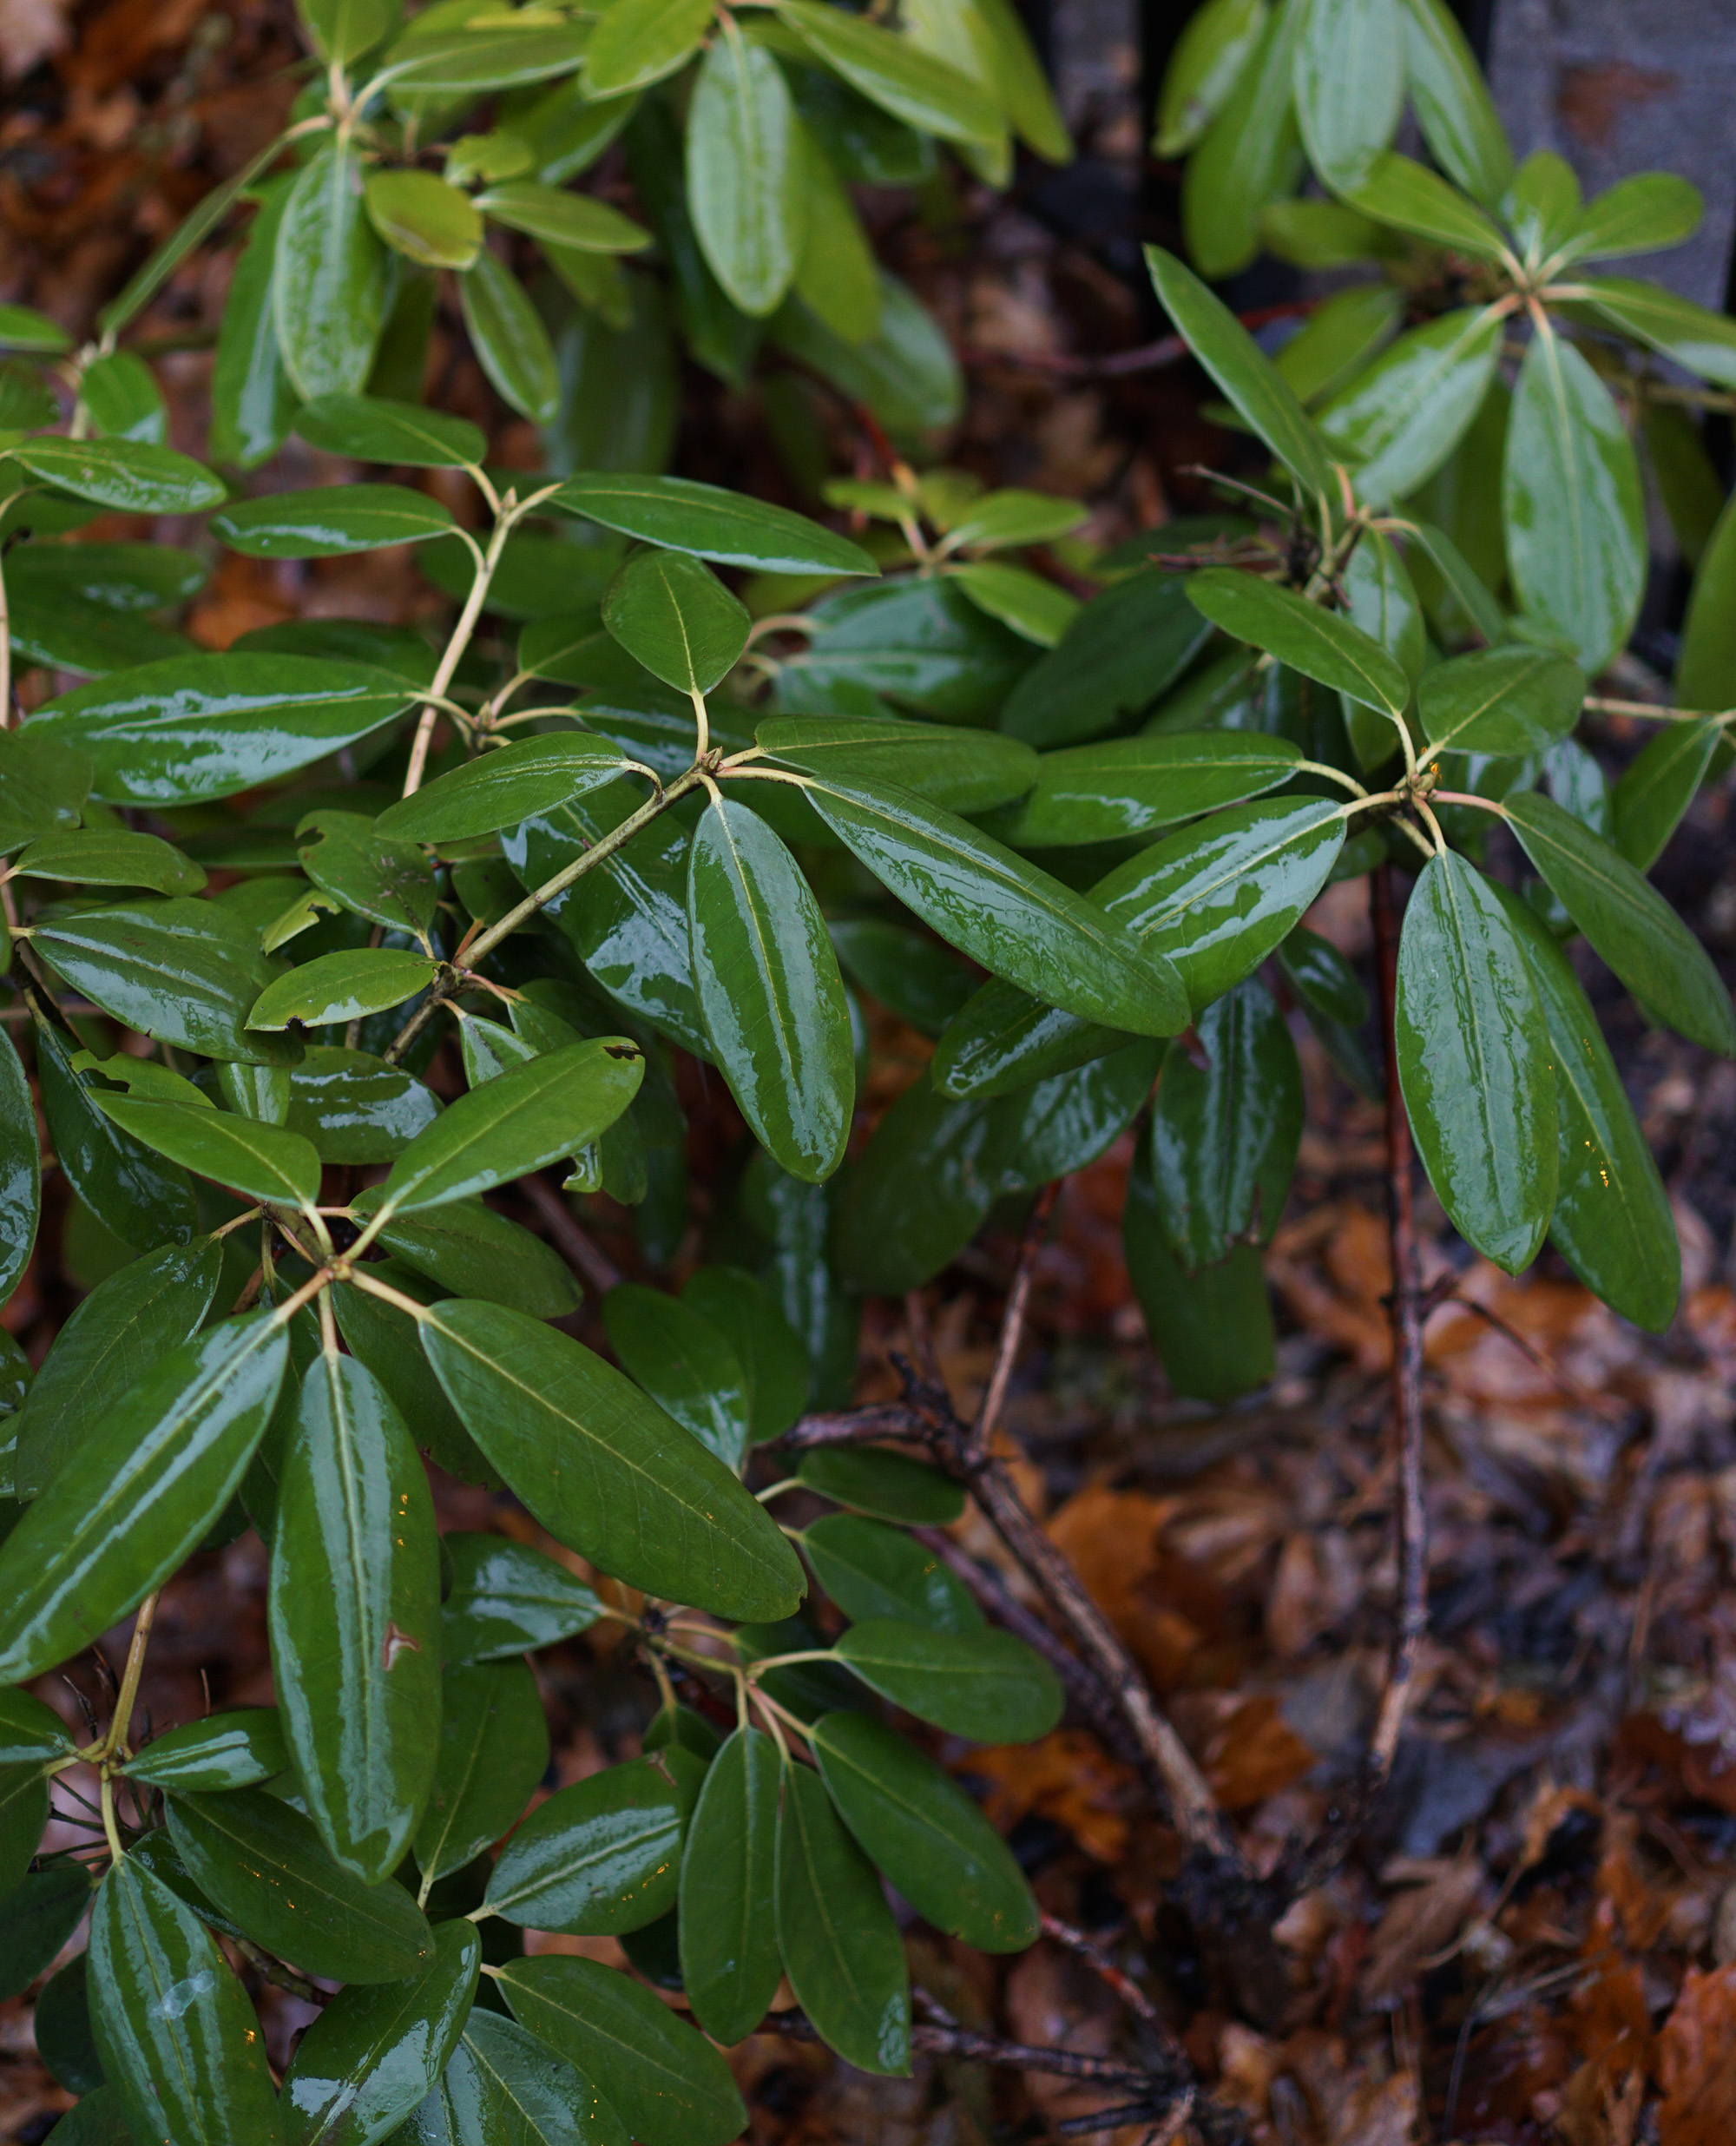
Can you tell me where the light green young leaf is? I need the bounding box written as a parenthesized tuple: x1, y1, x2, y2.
(1292, 0, 1404, 194)
(582, 0, 713, 95)
(1154, 0, 1267, 156)
(1180, 0, 1304, 279)
(1397, 0, 1510, 207)
(1317, 303, 1505, 505)
(552, 470, 878, 575)
(1340, 148, 1511, 260)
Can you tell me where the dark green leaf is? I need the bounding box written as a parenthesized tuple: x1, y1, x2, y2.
(687, 795, 854, 1185)
(803, 1513, 980, 1633)
(795, 1446, 965, 1524)
(1124, 1164, 1274, 1401)
(1179, 0, 1304, 280)
(123, 1708, 288, 1794)
(1503, 322, 1646, 675)
(376, 735, 626, 843)
(167, 1787, 433, 1984)
(31, 655, 411, 805)
(212, 176, 299, 469)
(1154, 0, 1266, 156)
(12, 829, 204, 896)
(828, 918, 976, 1038)
(332, 1268, 494, 1491)
(0, 302, 70, 352)
(89, 1860, 279, 2146)
(299, 809, 439, 938)
(503, 1954, 746, 2145)
(9, 436, 224, 515)
(1276, 924, 1368, 1027)
(286, 1047, 441, 1164)
(1398, 0, 1510, 206)
(1187, 569, 1408, 717)
(415, 1661, 549, 1885)
(988, 1042, 1161, 1191)
(486, 1754, 687, 1932)
(773, 576, 1026, 723)
(1417, 645, 1583, 756)
(945, 560, 1078, 647)
(990, 732, 1301, 847)
(214, 484, 455, 557)
(601, 1282, 752, 1471)
(0, 1315, 287, 1685)
(378, 1039, 643, 1215)
(682, 1266, 811, 1441)
(1611, 719, 1722, 872)
(602, 549, 748, 695)
(1145, 247, 1334, 505)
(31, 1022, 198, 1254)
(1395, 847, 1557, 1271)
(96, 1098, 320, 1211)
(0, 1866, 93, 2000)
(281, 1920, 479, 2146)
(33, 1949, 103, 2095)
(833, 1620, 1063, 1741)
(421, 1300, 806, 1621)
(274, 145, 391, 400)
(441, 1532, 603, 1665)
(1150, 979, 1300, 1269)
(687, 36, 804, 315)
(358, 1194, 581, 1321)
(1493, 885, 1679, 1332)
(460, 251, 560, 425)
(1316, 304, 1504, 506)
(294, 393, 487, 469)
(813, 1709, 1036, 1952)
(998, 568, 1213, 748)
(399, 2007, 625, 2146)
(1503, 790, 1736, 1056)
(270, 1350, 442, 1884)
(774, 1758, 910, 2075)
(249, 948, 438, 1031)
(773, 0, 1000, 144)
(0, 1027, 36, 1307)
(552, 471, 877, 576)
(0, 1754, 47, 1899)
(677, 1726, 780, 2045)
(755, 714, 1038, 814)
(828, 1073, 1000, 1292)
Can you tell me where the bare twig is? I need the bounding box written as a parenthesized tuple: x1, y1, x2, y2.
(516, 1174, 622, 1295)
(1368, 863, 1428, 1787)
(1040, 1913, 1166, 2034)
(966, 1182, 1056, 1465)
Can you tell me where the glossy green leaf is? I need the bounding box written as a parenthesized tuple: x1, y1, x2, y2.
(774, 577, 1023, 721)
(991, 732, 1302, 847)
(582, 0, 712, 93)
(602, 548, 749, 694)
(331, 1267, 496, 1493)
(0, 1866, 94, 2001)
(486, 1754, 687, 1932)
(755, 714, 1039, 813)
(1491, 885, 1678, 1332)
(461, 250, 560, 425)
(365, 169, 483, 269)
(167, 1787, 433, 1984)
(1417, 646, 1584, 754)
(441, 1531, 603, 1665)
(828, 1071, 999, 1292)
(682, 1265, 811, 1440)
(270, 1349, 442, 1883)
(1154, 0, 1267, 155)
(33, 1952, 102, 2098)
(774, 0, 1000, 143)
(1270, 280, 1404, 406)
(1145, 246, 1334, 505)
(298, 810, 438, 938)
(282, 1921, 478, 2146)
(357, 1194, 581, 1321)
(828, 918, 975, 1039)
(1276, 923, 1368, 1028)
(770, 268, 963, 437)
(0, 1314, 287, 1685)
(31, 655, 411, 806)
(1503, 790, 1736, 1057)
(1150, 978, 1300, 1269)
(687, 35, 805, 317)
(834, 1619, 1062, 1741)
(1559, 173, 1703, 266)
(9, 436, 225, 515)
(0, 1683, 76, 1761)
(214, 484, 456, 557)
(687, 794, 854, 1185)
(421, 1299, 805, 1621)
(1395, 846, 1556, 1272)
(294, 393, 487, 469)
(1341, 148, 1510, 258)
(813, 1709, 1036, 1952)
(0, 1025, 36, 1310)
(774, 1758, 910, 2075)
(32, 1021, 199, 1254)
(1611, 718, 1722, 872)
(415, 1661, 549, 1885)
(78, 349, 166, 444)
(675, 1726, 780, 2045)
(1317, 303, 1504, 506)
(275, 144, 391, 399)
(601, 1281, 752, 1471)
(96, 1097, 320, 1211)
(1503, 321, 1646, 675)
(12, 829, 204, 896)
(89, 1859, 281, 2146)
(1574, 275, 1736, 392)
(1398, 0, 1509, 205)
(211, 175, 299, 468)
(124, 1708, 289, 1794)
(402, 2007, 624, 2146)
(1124, 1168, 1275, 1401)
(804, 1513, 980, 1633)
(1187, 568, 1408, 717)
(377, 735, 626, 844)
(286, 1047, 441, 1164)
(378, 1038, 643, 1215)
(1180, 0, 1303, 279)
(553, 471, 877, 577)
(799, 771, 1188, 1037)
(1292, 0, 1403, 192)
(250, 949, 437, 1031)
(385, 21, 591, 93)
(796, 1445, 966, 1524)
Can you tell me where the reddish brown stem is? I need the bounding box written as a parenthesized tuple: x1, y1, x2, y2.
(516, 1174, 622, 1295)
(1368, 862, 1428, 1787)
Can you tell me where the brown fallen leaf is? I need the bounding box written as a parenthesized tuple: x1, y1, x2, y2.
(1360, 1859, 1484, 2007)
(1657, 1965, 1736, 2145)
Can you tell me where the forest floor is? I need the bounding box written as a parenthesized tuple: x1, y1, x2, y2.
(5, 4, 1736, 2143)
